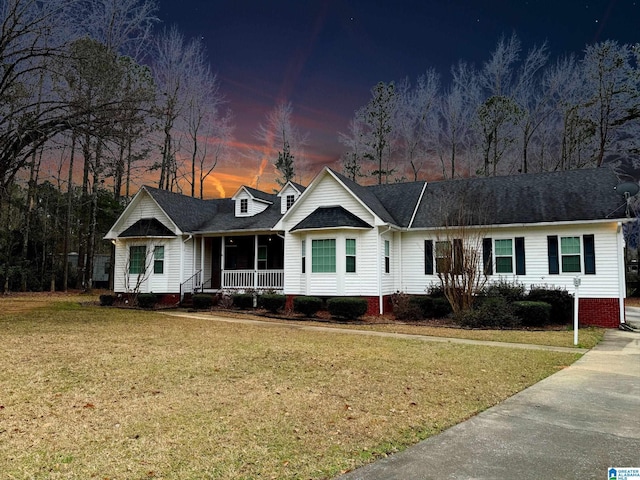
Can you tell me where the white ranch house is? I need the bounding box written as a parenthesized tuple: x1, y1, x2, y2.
(105, 167, 633, 328)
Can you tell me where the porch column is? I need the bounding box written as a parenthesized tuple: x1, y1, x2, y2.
(221, 236, 225, 289)
(254, 235, 259, 290)
(200, 236, 205, 284)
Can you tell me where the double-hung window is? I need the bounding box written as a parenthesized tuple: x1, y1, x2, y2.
(311, 239, 336, 273)
(153, 246, 164, 274)
(129, 245, 146, 274)
(494, 239, 513, 273)
(346, 239, 356, 273)
(547, 235, 595, 275)
(301, 240, 306, 273)
(435, 241, 452, 273)
(240, 198, 248, 214)
(384, 240, 390, 273)
(561, 236, 581, 273)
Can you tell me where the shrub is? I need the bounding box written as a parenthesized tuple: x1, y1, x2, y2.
(410, 296, 435, 318)
(457, 296, 520, 329)
(137, 293, 157, 309)
(260, 294, 286, 313)
(426, 283, 446, 298)
(293, 296, 323, 317)
(391, 292, 423, 321)
(327, 297, 368, 320)
(482, 279, 526, 303)
(513, 301, 552, 328)
(527, 287, 573, 324)
(432, 297, 453, 318)
(192, 294, 213, 310)
(232, 293, 254, 310)
(99, 294, 115, 306)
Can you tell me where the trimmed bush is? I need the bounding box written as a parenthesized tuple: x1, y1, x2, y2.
(327, 297, 368, 320)
(458, 296, 520, 329)
(391, 292, 423, 321)
(481, 279, 526, 303)
(293, 296, 323, 317)
(513, 301, 552, 327)
(527, 287, 573, 324)
(99, 294, 115, 306)
(260, 294, 286, 313)
(232, 293, 254, 310)
(192, 294, 213, 310)
(410, 296, 435, 318)
(432, 297, 453, 318)
(137, 293, 157, 309)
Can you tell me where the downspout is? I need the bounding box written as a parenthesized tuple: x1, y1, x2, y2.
(617, 222, 626, 325)
(379, 226, 393, 314)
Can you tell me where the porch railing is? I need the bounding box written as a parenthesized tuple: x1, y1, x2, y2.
(222, 269, 284, 291)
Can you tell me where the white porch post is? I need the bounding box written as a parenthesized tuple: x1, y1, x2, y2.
(254, 235, 259, 290)
(221, 236, 226, 289)
(200, 236, 205, 285)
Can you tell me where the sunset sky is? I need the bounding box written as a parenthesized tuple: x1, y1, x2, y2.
(156, 0, 639, 197)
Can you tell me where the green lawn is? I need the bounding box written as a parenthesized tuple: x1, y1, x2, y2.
(0, 297, 583, 479)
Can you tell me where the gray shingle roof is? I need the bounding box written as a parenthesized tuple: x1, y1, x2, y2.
(410, 167, 628, 228)
(291, 206, 373, 231)
(143, 185, 283, 234)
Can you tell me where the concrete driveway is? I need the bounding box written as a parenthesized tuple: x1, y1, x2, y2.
(337, 328, 640, 480)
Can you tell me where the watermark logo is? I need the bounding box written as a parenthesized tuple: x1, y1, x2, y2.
(609, 468, 640, 480)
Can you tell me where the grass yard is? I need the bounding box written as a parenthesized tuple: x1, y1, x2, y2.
(0, 296, 582, 479)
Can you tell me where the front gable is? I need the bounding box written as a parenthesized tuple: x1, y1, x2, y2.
(105, 187, 179, 240)
(277, 168, 380, 232)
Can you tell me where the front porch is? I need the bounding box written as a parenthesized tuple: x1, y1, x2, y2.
(181, 233, 284, 298)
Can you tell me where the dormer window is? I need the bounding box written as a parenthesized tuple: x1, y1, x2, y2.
(240, 198, 248, 214)
(286, 194, 295, 210)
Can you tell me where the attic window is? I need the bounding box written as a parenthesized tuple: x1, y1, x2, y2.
(286, 194, 295, 210)
(240, 198, 248, 214)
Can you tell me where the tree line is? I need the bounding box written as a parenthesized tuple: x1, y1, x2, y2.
(1, 0, 638, 292)
(339, 34, 640, 184)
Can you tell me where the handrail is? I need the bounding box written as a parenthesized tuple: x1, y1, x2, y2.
(180, 269, 202, 300)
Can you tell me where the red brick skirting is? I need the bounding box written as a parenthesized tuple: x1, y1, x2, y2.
(578, 298, 621, 328)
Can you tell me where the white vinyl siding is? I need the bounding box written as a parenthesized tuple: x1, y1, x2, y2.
(399, 222, 623, 299)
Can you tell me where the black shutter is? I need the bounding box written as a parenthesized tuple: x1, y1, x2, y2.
(483, 238, 493, 275)
(453, 239, 463, 274)
(425, 240, 433, 275)
(584, 234, 596, 274)
(515, 237, 526, 275)
(548, 235, 559, 274)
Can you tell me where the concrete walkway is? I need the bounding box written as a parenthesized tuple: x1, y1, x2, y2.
(337, 328, 640, 480)
(163, 311, 587, 354)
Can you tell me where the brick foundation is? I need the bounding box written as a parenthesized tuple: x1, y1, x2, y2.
(578, 298, 621, 328)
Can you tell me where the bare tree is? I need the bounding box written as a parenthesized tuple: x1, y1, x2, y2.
(581, 40, 640, 166)
(254, 101, 308, 187)
(394, 71, 440, 180)
(433, 188, 491, 314)
(199, 109, 234, 198)
(338, 116, 368, 181)
(75, 0, 159, 59)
